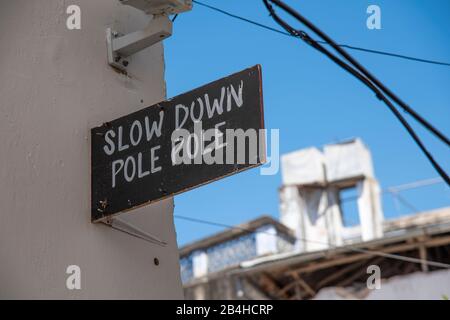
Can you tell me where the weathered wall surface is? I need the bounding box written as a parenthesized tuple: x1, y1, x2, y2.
(314, 269, 450, 300)
(0, 0, 183, 299)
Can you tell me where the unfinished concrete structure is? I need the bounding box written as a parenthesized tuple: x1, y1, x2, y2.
(182, 208, 450, 300)
(279, 138, 384, 252)
(180, 139, 450, 300)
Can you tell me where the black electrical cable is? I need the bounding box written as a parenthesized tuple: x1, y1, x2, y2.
(262, 0, 450, 186)
(191, 0, 450, 146)
(193, 0, 290, 37)
(192, 0, 450, 68)
(189, 0, 450, 184)
(327, 43, 450, 67)
(265, 0, 450, 148)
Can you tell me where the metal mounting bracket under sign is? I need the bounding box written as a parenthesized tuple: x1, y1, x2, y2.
(103, 216, 167, 247)
(106, 15, 172, 71)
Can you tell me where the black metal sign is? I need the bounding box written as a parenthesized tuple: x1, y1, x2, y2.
(91, 65, 265, 222)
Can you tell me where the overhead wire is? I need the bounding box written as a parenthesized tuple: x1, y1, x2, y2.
(192, 0, 450, 68)
(174, 0, 450, 269)
(174, 214, 450, 269)
(261, 0, 450, 186)
(189, 0, 450, 185)
(263, 0, 450, 147)
(191, 0, 450, 149)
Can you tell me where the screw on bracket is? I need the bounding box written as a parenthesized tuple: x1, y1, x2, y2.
(158, 187, 168, 196)
(98, 199, 108, 213)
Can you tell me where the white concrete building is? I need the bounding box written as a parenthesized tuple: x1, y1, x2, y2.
(180, 139, 450, 300)
(279, 138, 384, 252)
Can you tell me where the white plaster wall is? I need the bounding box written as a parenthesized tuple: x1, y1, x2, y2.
(280, 186, 331, 253)
(324, 138, 375, 182)
(255, 226, 277, 256)
(279, 186, 306, 252)
(281, 147, 325, 186)
(0, 0, 183, 299)
(192, 251, 208, 278)
(315, 269, 450, 300)
(357, 179, 384, 241)
(302, 189, 330, 252)
(367, 269, 450, 300)
(324, 189, 344, 246)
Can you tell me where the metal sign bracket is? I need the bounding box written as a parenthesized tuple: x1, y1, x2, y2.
(103, 216, 168, 247)
(106, 15, 172, 71)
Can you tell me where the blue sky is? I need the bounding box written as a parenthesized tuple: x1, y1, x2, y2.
(164, 0, 450, 246)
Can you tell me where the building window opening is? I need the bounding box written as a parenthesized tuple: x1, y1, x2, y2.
(339, 187, 360, 227)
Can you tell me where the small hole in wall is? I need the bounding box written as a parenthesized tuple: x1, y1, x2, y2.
(154, 258, 160, 266)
